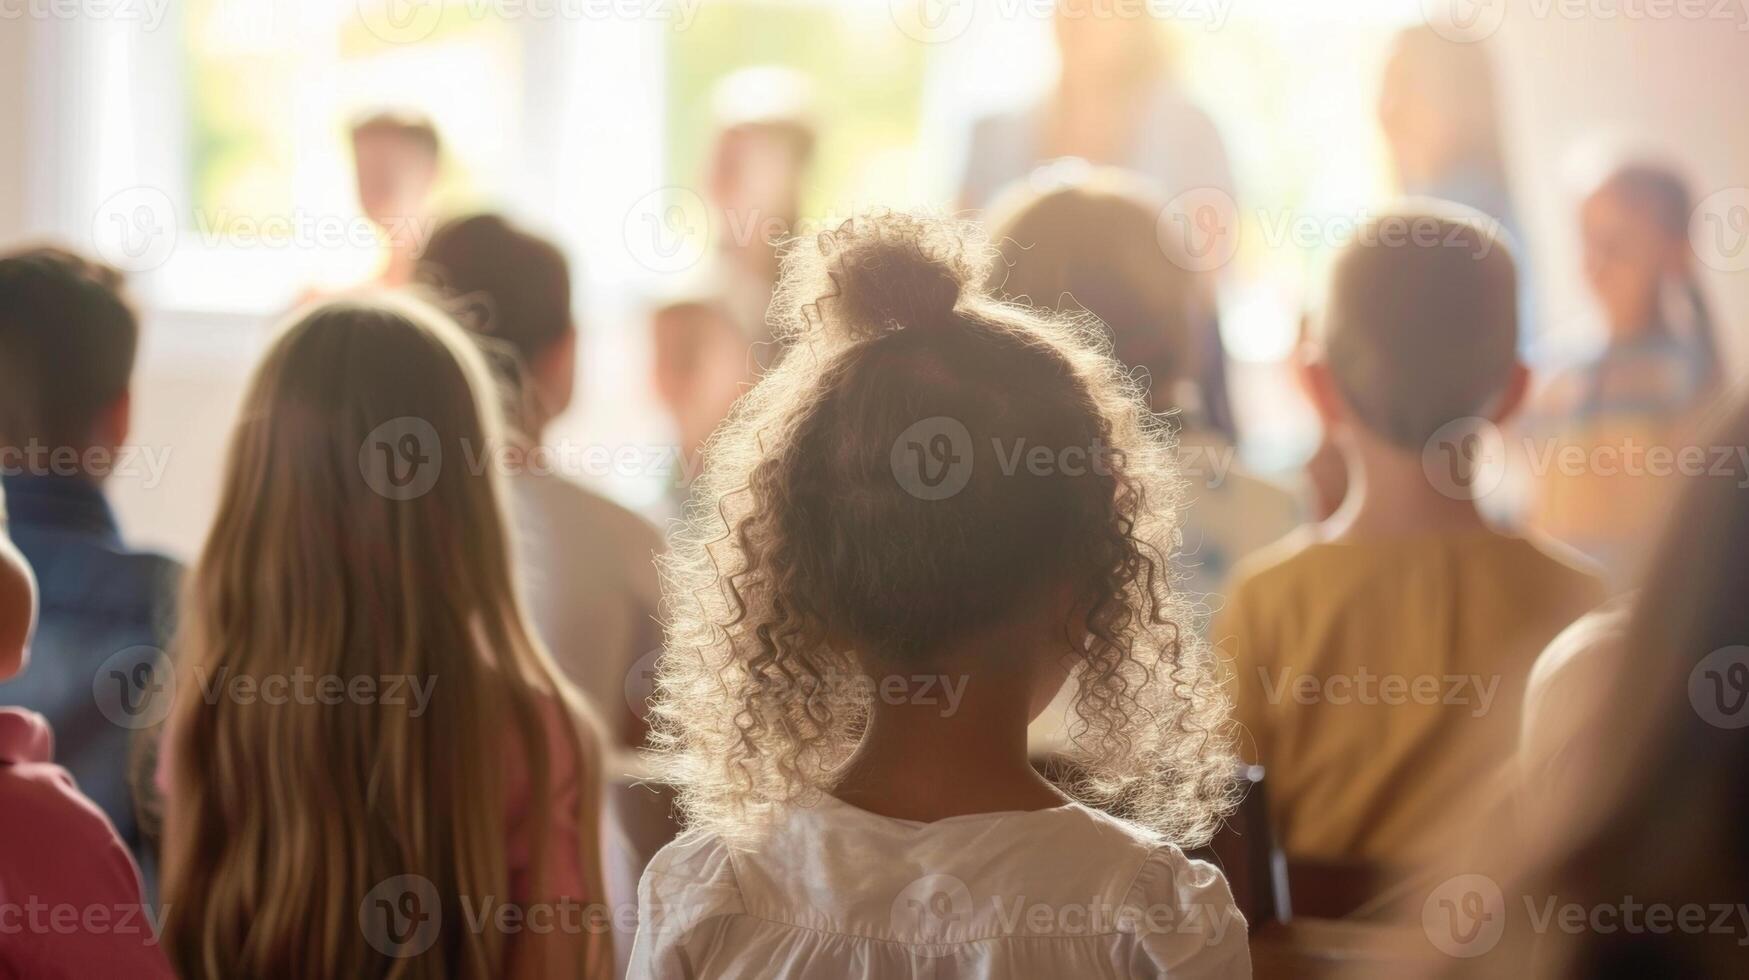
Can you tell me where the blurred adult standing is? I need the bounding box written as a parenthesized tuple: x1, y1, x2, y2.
(958, 1, 1235, 212)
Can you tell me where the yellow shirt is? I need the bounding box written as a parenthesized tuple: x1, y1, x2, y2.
(1214, 529, 1605, 869)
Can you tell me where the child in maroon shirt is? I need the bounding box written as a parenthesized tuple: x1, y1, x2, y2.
(0, 486, 172, 978)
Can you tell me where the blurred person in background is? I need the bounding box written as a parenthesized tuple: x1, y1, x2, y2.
(961, 0, 1240, 443)
(1218, 205, 1604, 905)
(351, 109, 443, 289)
(0, 480, 174, 978)
(1520, 162, 1723, 590)
(0, 247, 181, 890)
(650, 67, 816, 511)
(1423, 395, 1749, 978)
(1377, 26, 1526, 318)
(1288, 25, 1532, 528)
(1301, 26, 1533, 524)
(419, 213, 662, 750)
(986, 168, 1298, 603)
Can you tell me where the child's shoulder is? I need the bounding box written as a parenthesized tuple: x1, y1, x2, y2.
(1220, 525, 1324, 595)
(635, 827, 748, 936)
(0, 709, 138, 876)
(1490, 530, 1609, 599)
(643, 826, 740, 883)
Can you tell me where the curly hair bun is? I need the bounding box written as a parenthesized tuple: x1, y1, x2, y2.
(818, 212, 974, 338)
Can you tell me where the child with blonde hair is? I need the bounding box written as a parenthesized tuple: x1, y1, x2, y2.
(1217, 203, 1605, 894)
(631, 212, 1248, 978)
(158, 297, 611, 979)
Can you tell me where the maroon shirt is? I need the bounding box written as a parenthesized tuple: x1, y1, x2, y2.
(0, 708, 173, 979)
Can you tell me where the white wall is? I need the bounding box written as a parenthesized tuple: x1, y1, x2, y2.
(0, 20, 30, 240)
(1497, 10, 1749, 372)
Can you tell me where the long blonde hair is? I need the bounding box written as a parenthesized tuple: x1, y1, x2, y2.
(161, 295, 608, 978)
(650, 211, 1236, 845)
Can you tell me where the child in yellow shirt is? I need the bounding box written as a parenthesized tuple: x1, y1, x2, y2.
(1216, 202, 1605, 877)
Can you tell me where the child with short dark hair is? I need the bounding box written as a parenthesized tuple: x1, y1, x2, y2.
(0, 245, 181, 878)
(419, 213, 663, 748)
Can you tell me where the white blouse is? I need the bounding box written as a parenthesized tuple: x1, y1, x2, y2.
(629, 796, 1251, 979)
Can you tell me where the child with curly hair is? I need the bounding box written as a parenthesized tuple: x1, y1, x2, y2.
(630, 212, 1248, 978)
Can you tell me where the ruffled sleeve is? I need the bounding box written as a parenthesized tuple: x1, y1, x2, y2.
(628, 831, 747, 979)
(1122, 847, 1252, 979)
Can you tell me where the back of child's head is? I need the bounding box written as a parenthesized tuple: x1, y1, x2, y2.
(1322, 202, 1519, 449)
(1590, 162, 1692, 240)
(986, 171, 1202, 408)
(165, 294, 597, 979)
(654, 211, 1233, 843)
(0, 246, 137, 456)
(418, 212, 573, 367)
(1582, 161, 1719, 376)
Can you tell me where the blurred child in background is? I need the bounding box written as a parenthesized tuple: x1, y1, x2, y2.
(0, 482, 174, 978)
(419, 213, 662, 748)
(633, 213, 1247, 978)
(649, 68, 815, 509)
(1217, 204, 1604, 901)
(1522, 163, 1722, 589)
(159, 297, 610, 979)
(1509, 395, 1749, 977)
(0, 247, 181, 884)
(987, 169, 1298, 602)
